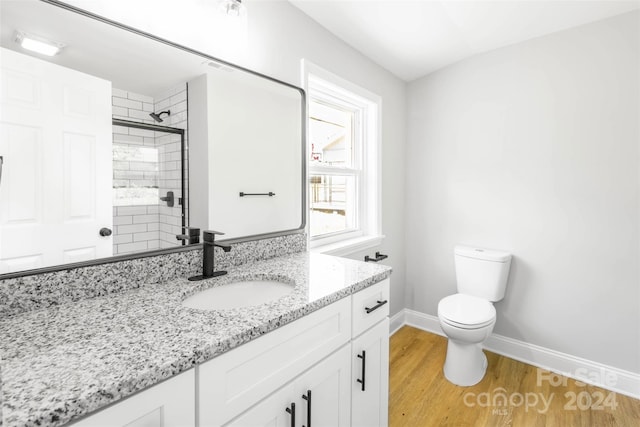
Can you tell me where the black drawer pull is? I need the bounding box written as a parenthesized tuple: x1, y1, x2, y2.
(357, 351, 366, 391)
(302, 389, 311, 427)
(364, 251, 388, 262)
(285, 402, 295, 427)
(365, 300, 388, 314)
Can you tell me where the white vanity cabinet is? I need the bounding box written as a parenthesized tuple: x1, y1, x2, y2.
(199, 278, 391, 427)
(71, 370, 195, 427)
(350, 279, 390, 427)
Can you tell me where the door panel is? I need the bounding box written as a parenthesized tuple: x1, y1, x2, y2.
(0, 47, 112, 273)
(352, 318, 390, 427)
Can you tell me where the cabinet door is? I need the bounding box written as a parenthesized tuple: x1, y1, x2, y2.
(199, 298, 351, 426)
(72, 370, 195, 427)
(351, 318, 389, 427)
(225, 346, 351, 427)
(224, 383, 295, 427)
(295, 344, 351, 427)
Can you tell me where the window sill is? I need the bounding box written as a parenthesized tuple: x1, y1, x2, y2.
(311, 234, 385, 257)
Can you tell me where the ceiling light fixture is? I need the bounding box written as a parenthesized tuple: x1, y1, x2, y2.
(15, 31, 64, 56)
(219, 0, 246, 18)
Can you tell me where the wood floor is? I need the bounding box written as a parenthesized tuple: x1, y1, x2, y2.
(389, 326, 640, 427)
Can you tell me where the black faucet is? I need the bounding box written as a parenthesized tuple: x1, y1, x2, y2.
(188, 230, 232, 281)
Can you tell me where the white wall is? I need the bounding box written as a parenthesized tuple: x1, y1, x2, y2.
(406, 11, 639, 373)
(188, 70, 302, 240)
(62, 0, 407, 315)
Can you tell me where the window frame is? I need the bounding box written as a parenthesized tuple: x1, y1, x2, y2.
(302, 60, 383, 255)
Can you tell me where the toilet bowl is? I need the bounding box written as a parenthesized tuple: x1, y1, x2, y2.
(437, 245, 512, 387)
(438, 293, 496, 386)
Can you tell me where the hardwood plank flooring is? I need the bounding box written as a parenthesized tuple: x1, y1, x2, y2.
(389, 326, 640, 427)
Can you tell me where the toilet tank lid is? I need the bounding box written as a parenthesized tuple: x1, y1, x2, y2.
(455, 245, 511, 262)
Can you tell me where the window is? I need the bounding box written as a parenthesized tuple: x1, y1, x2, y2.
(303, 61, 382, 254)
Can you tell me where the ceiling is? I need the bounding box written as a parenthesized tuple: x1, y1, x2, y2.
(288, 0, 640, 82)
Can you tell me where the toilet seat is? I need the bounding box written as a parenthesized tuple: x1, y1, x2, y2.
(438, 293, 496, 329)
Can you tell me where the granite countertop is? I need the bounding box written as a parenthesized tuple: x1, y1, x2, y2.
(0, 252, 392, 427)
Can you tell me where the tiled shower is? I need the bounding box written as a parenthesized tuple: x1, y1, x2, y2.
(110, 85, 189, 255)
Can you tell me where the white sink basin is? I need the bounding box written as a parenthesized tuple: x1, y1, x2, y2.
(182, 280, 294, 310)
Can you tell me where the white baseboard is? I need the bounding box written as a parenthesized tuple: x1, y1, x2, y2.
(389, 310, 405, 335)
(391, 309, 640, 400)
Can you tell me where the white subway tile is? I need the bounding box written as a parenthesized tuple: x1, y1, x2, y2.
(112, 106, 128, 117)
(117, 206, 148, 216)
(113, 234, 133, 244)
(113, 215, 133, 225)
(133, 214, 159, 224)
(113, 97, 143, 109)
(134, 231, 160, 242)
(113, 161, 130, 171)
(128, 92, 154, 103)
(128, 109, 152, 121)
(129, 161, 158, 172)
(117, 241, 148, 253)
(113, 134, 144, 144)
(112, 125, 129, 134)
(154, 98, 171, 111)
(118, 223, 148, 234)
(112, 88, 128, 98)
(170, 91, 187, 105)
(129, 128, 155, 138)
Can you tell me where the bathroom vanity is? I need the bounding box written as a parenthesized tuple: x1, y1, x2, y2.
(0, 252, 391, 426)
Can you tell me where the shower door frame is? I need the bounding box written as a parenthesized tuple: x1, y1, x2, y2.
(112, 118, 187, 245)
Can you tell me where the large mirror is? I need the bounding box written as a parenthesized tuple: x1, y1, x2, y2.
(0, 0, 305, 277)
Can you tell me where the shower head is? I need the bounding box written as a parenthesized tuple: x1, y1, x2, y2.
(149, 110, 170, 123)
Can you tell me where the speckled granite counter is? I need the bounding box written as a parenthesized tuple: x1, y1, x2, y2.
(0, 252, 391, 427)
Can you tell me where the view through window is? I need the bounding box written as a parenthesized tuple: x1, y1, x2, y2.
(309, 99, 360, 238)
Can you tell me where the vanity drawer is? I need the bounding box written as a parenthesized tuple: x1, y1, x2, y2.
(352, 278, 390, 337)
(198, 297, 351, 426)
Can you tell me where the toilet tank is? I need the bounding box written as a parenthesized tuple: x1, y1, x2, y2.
(454, 245, 512, 301)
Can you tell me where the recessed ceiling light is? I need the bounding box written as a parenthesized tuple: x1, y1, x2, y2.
(15, 31, 65, 56)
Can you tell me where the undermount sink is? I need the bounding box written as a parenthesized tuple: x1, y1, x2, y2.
(182, 280, 295, 310)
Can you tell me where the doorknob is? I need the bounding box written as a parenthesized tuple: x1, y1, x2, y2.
(99, 227, 112, 237)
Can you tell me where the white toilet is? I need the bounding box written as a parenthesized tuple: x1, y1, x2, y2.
(437, 245, 512, 386)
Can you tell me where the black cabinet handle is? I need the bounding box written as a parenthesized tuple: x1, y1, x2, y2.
(357, 350, 366, 391)
(302, 390, 311, 427)
(365, 300, 388, 314)
(285, 402, 295, 427)
(364, 251, 388, 262)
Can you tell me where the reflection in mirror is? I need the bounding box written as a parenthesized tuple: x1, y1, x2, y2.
(189, 69, 303, 240)
(0, 0, 305, 277)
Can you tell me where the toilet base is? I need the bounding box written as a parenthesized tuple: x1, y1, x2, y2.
(443, 339, 488, 386)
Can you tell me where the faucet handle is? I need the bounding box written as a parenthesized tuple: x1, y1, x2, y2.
(183, 227, 200, 237)
(203, 230, 225, 242)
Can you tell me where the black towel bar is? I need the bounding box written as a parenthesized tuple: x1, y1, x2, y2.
(239, 192, 276, 197)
